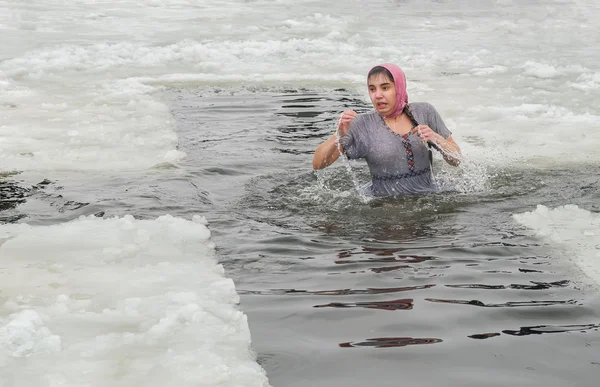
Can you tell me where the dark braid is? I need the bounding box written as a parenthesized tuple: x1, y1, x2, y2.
(404, 105, 436, 165)
(403, 105, 418, 127)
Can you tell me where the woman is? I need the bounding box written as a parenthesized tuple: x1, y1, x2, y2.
(312, 63, 461, 197)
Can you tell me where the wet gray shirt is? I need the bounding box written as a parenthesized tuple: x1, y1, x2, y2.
(339, 102, 452, 197)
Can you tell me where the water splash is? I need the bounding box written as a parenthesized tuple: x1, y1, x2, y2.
(333, 116, 370, 203)
(314, 114, 370, 203)
(434, 149, 491, 194)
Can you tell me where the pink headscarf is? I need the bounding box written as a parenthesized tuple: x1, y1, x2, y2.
(369, 63, 408, 119)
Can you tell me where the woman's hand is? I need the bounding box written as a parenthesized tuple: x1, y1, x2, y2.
(312, 110, 357, 170)
(338, 110, 357, 135)
(412, 124, 462, 166)
(412, 125, 442, 144)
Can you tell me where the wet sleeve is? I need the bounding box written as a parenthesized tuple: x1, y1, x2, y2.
(338, 117, 368, 160)
(425, 103, 452, 139)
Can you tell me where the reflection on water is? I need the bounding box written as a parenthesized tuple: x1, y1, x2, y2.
(238, 284, 435, 296)
(313, 298, 414, 311)
(503, 323, 600, 336)
(339, 337, 443, 349)
(469, 323, 600, 340)
(446, 280, 570, 290)
(425, 298, 578, 308)
(335, 254, 435, 264)
(468, 333, 502, 340)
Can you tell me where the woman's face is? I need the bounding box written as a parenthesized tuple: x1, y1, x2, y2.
(368, 73, 396, 116)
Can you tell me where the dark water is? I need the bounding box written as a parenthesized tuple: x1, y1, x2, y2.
(2, 88, 600, 386)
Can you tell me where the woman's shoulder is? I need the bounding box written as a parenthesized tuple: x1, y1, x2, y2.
(407, 102, 437, 114)
(347, 111, 378, 138)
(408, 102, 451, 136)
(354, 110, 380, 127)
(407, 102, 442, 123)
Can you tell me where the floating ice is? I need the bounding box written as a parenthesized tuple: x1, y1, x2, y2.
(0, 214, 270, 387)
(514, 204, 600, 287)
(522, 61, 561, 79)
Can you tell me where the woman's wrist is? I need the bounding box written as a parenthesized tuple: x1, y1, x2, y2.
(436, 136, 454, 151)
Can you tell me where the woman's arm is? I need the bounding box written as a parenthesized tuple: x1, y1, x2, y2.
(434, 135, 461, 166)
(312, 135, 343, 170)
(312, 110, 357, 170)
(413, 125, 462, 166)
(412, 103, 462, 166)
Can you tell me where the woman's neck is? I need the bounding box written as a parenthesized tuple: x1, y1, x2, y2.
(383, 112, 413, 135)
